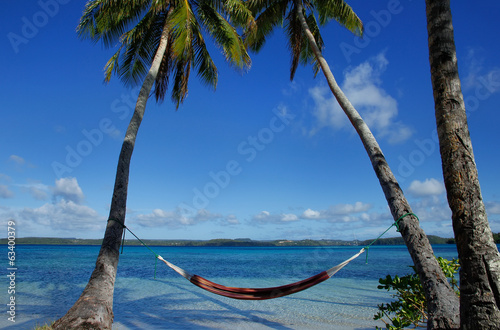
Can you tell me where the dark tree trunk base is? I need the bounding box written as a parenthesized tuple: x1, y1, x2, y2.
(53, 296, 113, 330)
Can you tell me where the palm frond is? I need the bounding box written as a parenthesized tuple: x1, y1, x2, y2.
(246, 0, 276, 14)
(77, 0, 154, 48)
(198, 0, 251, 71)
(283, 2, 325, 80)
(169, 0, 196, 59)
(118, 11, 164, 86)
(81, 0, 253, 107)
(193, 35, 218, 89)
(154, 31, 176, 102)
(245, 0, 289, 52)
(171, 56, 192, 107)
(222, 0, 256, 28)
(285, 3, 303, 80)
(168, 0, 197, 105)
(302, 12, 323, 77)
(104, 43, 125, 83)
(314, 0, 363, 36)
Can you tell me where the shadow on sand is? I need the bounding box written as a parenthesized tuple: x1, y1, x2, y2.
(5, 276, 382, 330)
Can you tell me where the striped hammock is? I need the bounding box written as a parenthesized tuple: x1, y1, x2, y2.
(157, 248, 365, 300)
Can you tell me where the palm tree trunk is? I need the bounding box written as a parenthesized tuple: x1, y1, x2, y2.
(294, 1, 460, 328)
(52, 19, 171, 330)
(425, 0, 500, 328)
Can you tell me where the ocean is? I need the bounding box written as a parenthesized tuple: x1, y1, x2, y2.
(1, 244, 461, 329)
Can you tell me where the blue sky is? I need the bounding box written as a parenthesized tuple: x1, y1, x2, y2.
(1, 0, 499, 241)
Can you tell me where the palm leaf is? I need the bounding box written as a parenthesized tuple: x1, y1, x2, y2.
(81, 0, 253, 107)
(192, 34, 218, 89)
(284, 4, 323, 79)
(314, 0, 363, 36)
(170, 0, 196, 58)
(245, 0, 289, 52)
(198, 0, 251, 71)
(78, 0, 153, 48)
(154, 30, 176, 103)
(302, 12, 323, 77)
(220, 0, 256, 29)
(104, 44, 125, 83)
(118, 11, 164, 86)
(169, 0, 198, 105)
(285, 3, 303, 80)
(171, 56, 192, 107)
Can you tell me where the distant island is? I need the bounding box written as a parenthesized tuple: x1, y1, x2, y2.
(0, 235, 479, 247)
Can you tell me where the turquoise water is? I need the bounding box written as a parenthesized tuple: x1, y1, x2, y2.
(1, 244, 460, 329)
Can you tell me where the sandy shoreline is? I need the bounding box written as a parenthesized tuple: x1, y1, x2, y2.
(4, 277, 390, 330)
(109, 277, 389, 329)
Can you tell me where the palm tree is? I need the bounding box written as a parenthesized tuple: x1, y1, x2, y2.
(246, 0, 460, 327)
(425, 0, 500, 328)
(53, 0, 252, 328)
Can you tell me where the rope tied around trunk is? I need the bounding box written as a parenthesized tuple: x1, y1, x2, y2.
(108, 218, 160, 278)
(363, 212, 419, 263)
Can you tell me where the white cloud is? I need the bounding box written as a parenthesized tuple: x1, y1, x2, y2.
(309, 86, 347, 131)
(224, 214, 240, 225)
(0, 185, 14, 198)
(462, 48, 500, 93)
(309, 53, 412, 144)
(252, 211, 299, 224)
(302, 208, 321, 219)
(254, 210, 270, 220)
(52, 177, 84, 204)
(136, 209, 189, 226)
(29, 186, 49, 200)
(15, 181, 50, 201)
(19, 199, 104, 232)
(282, 81, 300, 96)
(408, 178, 445, 197)
(0, 174, 12, 182)
(0, 177, 105, 235)
(281, 213, 299, 222)
(108, 128, 123, 140)
(135, 208, 223, 228)
(252, 202, 374, 225)
(486, 202, 500, 215)
(410, 195, 451, 224)
(9, 155, 25, 165)
(301, 202, 372, 221)
(330, 201, 372, 215)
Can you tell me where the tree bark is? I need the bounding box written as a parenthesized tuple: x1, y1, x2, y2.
(294, 1, 460, 328)
(52, 19, 171, 330)
(425, 1, 500, 328)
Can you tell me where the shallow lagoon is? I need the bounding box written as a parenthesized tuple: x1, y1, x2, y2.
(1, 244, 459, 329)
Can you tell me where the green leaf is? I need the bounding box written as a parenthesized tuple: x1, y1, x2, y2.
(374, 257, 459, 329)
(79, 0, 253, 107)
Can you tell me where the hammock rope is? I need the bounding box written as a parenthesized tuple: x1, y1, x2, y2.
(157, 248, 365, 300)
(108, 212, 417, 300)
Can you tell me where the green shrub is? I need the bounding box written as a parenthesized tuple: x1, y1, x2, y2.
(374, 257, 459, 329)
(33, 321, 54, 330)
(493, 232, 500, 244)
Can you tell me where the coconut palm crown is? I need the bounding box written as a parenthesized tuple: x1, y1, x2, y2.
(78, 0, 253, 107)
(245, 0, 362, 80)
(243, 0, 461, 327)
(53, 1, 254, 328)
